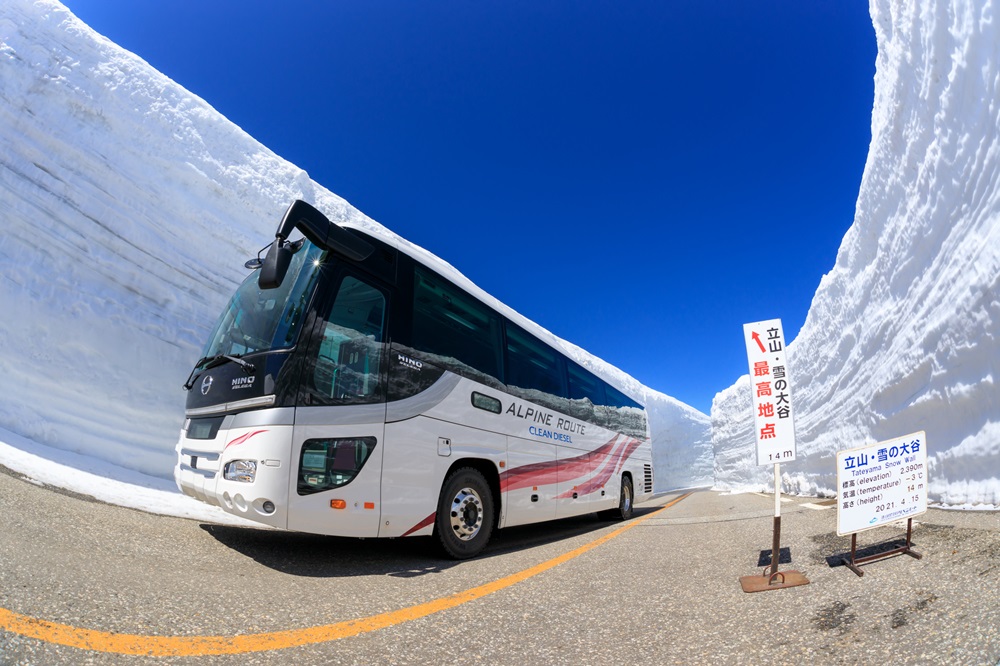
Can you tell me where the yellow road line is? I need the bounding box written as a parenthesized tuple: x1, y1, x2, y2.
(0, 492, 692, 656)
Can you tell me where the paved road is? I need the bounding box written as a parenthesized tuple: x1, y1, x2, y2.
(0, 465, 998, 665)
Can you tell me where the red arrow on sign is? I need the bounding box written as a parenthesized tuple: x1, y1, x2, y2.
(751, 331, 766, 353)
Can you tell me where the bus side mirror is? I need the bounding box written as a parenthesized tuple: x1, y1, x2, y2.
(258, 239, 293, 289)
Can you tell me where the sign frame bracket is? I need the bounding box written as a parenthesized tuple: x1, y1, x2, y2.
(840, 518, 923, 577)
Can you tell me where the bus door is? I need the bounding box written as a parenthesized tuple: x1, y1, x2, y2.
(286, 272, 390, 538)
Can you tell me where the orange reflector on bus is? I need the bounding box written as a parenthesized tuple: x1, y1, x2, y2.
(330, 499, 347, 510)
(364, 502, 375, 510)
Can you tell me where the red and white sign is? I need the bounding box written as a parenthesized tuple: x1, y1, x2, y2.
(743, 318, 796, 466)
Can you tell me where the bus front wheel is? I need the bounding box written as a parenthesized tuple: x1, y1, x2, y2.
(435, 467, 495, 559)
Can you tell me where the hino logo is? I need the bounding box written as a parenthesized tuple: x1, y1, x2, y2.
(397, 354, 423, 371)
(200, 375, 213, 395)
(232, 376, 256, 390)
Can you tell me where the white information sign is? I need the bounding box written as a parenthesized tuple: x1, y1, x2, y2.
(743, 319, 796, 466)
(836, 431, 928, 536)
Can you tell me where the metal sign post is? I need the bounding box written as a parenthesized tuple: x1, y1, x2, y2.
(739, 319, 809, 593)
(835, 431, 928, 576)
(769, 463, 781, 579)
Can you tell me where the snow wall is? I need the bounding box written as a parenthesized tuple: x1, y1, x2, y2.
(712, 0, 1000, 507)
(0, 1, 712, 491)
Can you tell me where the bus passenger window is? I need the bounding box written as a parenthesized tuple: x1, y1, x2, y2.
(310, 276, 387, 405)
(568, 363, 606, 405)
(505, 324, 567, 399)
(411, 267, 503, 383)
(567, 362, 605, 422)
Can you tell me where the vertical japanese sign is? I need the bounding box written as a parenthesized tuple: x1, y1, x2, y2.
(743, 319, 796, 466)
(836, 431, 928, 536)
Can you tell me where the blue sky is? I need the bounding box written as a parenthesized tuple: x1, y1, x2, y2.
(64, 0, 876, 414)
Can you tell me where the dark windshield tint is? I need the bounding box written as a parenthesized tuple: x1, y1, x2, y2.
(199, 240, 326, 361)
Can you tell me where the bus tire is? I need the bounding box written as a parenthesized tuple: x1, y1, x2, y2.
(601, 475, 634, 521)
(435, 467, 495, 559)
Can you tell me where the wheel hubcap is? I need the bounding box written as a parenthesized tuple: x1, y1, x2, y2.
(450, 487, 484, 541)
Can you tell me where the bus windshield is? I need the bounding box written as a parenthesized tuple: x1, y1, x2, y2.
(198, 240, 326, 363)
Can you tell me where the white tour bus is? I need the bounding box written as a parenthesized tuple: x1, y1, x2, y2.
(175, 200, 653, 558)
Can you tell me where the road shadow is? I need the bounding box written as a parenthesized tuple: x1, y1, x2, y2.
(199, 523, 457, 578)
(825, 537, 914, 567)
(199, 509, 638, 578)
(483, 510, 642, 557)
(756, 546, 793, 567)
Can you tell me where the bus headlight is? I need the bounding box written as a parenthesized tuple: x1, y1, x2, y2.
(224, 460, 257, 483)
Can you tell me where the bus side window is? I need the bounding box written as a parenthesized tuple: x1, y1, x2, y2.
(504, 323, 567, 399)
(567, 362, 605, 422)
(411, 267, 503, 383)
(310, 275, 388, 405)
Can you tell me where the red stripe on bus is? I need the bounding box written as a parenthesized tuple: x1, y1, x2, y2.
(499, 436, 623, 493)
(401, 512, 436, 537)
(223, 429, 268, 450)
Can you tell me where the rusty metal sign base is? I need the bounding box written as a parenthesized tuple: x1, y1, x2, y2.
(739, 569, 810, 593)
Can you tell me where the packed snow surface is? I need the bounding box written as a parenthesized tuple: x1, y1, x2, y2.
(0, 0, 712, 515)
(712, 0, 1000, 508)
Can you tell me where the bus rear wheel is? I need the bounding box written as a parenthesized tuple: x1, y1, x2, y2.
(435, 467, 495, 559)
(600, 475, 634, 521)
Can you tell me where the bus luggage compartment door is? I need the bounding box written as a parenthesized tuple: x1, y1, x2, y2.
(502, 436, 557, 527)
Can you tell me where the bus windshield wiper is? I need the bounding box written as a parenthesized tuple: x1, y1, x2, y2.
(182, 354, 256, 391)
